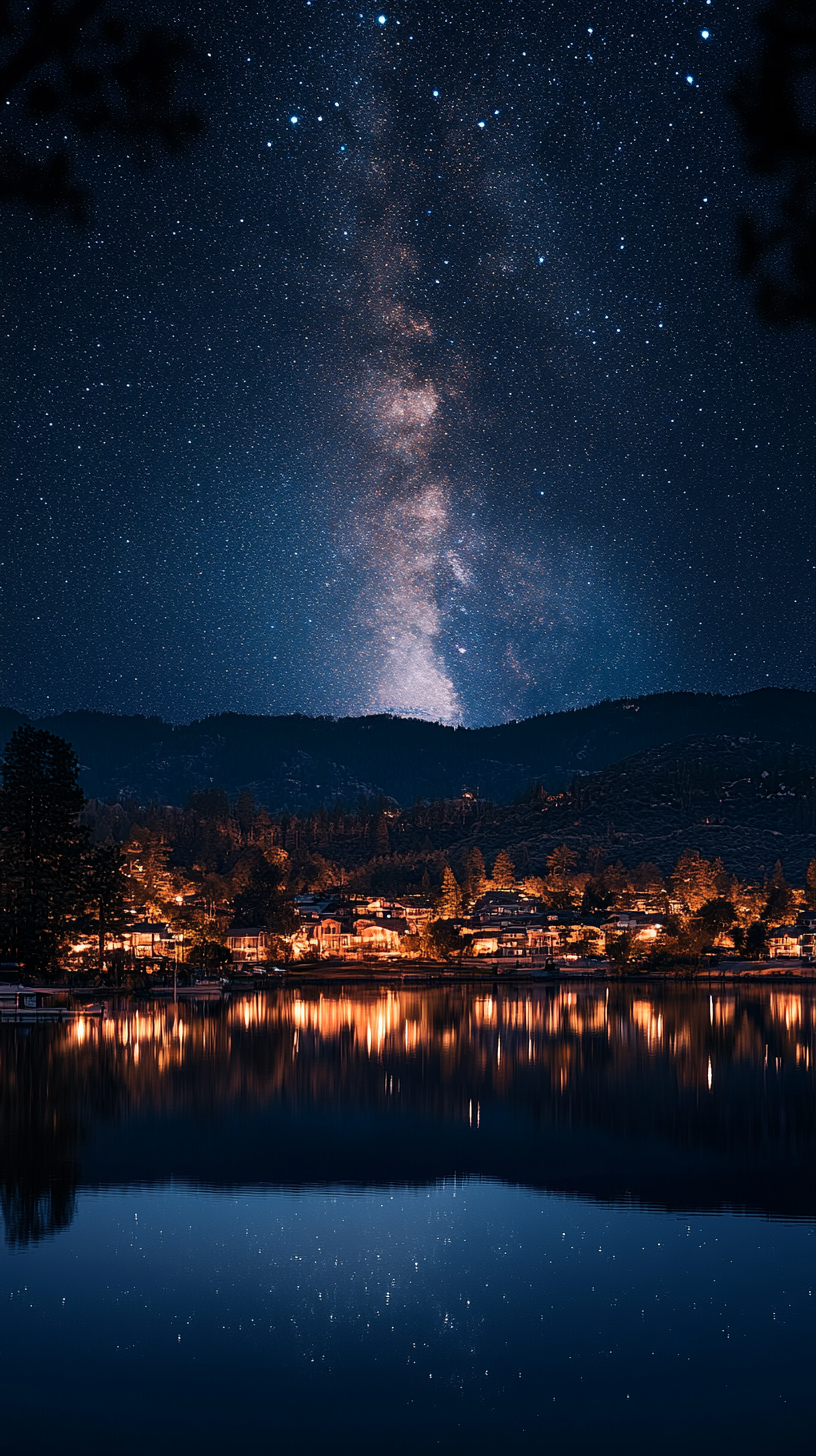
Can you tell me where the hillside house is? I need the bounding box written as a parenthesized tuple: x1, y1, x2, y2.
(605, 911, 665, 944)
(123, 922, 177, 959)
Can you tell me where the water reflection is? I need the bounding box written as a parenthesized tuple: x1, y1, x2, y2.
(2, 984, 814, 1243)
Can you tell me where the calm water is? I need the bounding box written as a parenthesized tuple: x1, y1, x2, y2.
(1, 983, 813, 1453)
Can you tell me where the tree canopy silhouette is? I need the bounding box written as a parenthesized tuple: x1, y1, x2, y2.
(732, 1, 816, 324)
(0, 0, 202, 221)
(0, 724, 88, 973)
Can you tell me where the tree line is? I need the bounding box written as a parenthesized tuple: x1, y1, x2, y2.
(2, 724, 815, 980)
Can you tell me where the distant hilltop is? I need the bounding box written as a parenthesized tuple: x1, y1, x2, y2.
(0, 688, 813, 811)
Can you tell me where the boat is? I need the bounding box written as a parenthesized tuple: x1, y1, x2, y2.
(0, 982, 69, 1020)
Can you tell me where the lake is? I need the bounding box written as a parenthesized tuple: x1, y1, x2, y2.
(1, 982, 813, 1453)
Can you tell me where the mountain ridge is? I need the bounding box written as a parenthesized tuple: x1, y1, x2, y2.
(1, 688, 813, 811)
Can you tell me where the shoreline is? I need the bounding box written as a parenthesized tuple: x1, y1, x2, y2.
(14, 957, 816, 1000)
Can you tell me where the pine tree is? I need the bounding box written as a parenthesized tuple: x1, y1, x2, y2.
(125, 829, 172, 917)
(761, 860, 794, 925)
(0, 726, 88, 975)
(745, 921, 769, 959)
(806, 858, 816, 909)
(439, 865, 462, 919)
(85, 843, 128, 976)
(669, 850, 717, 912)
(462, 846, 487, 904)
(236, 790, 256, 841)
(492, 849, 515, 889)
(374, 812, 390, 857)
(546, 844, 578, 878)
(231, 852, 286, 927)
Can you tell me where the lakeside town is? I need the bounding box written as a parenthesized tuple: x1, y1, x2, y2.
(69, 865, 816, 980)
(65, 816, 816, 980)
(2, 722, 815, 986)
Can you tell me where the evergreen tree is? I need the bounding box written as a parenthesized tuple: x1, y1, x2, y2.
(806, 858, 816, 909)
(761, 860, 794, 924)
(694, 897, 737, 943)
(439, 865, 462, 919)
(607, 932, 634, 970)
(125, 828, 172, 916)
(745, 921, 769, 959)
(630, 861, 666, 892)
(546, 844, 578, 877)
(236, 790, 256, 841)
(254, 808, 274, 848)
(581, 879, 616, 916)
(669, 850, 718, 911)
(492, 849, 515, 889)
(231, 852, 285, 927)
(85, 843, 128, 976)
(427, 918, 462, 961)
(0, 726, 88, 975)
(374, 812, 390, 857)
(462, 846, 487, 904)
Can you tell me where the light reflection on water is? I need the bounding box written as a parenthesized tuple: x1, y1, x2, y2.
(1, 985, 813, 1452)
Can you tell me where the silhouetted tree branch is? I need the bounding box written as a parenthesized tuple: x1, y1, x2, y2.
(0, 0, 202, 221)
(731, 1, 816, 324)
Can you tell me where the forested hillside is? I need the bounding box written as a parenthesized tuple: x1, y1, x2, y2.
(83, 732, 816, 887)
(1, 688, 813, 810)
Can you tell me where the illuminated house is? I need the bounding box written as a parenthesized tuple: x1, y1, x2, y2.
(298, 910, 409, 960)
(471, 891, 543, 923)
(291, 895, 430, 960)
(604, 911, 665, 944)
(767, 925, 804, 959)
(123, 922, 177, 959)
(225, 929, 275, 965)
(69, 921, 179, 962)
(467, 901, 566, 960)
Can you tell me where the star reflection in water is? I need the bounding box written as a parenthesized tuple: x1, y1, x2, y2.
(2, 984, 813, 1241)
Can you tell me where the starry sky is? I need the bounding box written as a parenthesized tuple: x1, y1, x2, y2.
(1, 1, 812, 727)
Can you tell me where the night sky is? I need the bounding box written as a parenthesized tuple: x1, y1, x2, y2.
(1, 1, 812, 727)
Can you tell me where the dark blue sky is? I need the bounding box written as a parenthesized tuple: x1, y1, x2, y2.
(1, 1, 812, 726)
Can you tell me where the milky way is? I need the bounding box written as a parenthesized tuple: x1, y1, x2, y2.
(322, 15, 641, 724)
(339, 210, 462, 720)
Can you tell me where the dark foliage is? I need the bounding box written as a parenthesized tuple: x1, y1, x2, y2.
(0, 0, 202, 220)
(230, 849, 295, 934)
(762, 859, 795, 921)
(731, 1, 816, 323)
(84, 841, 127, 973)
(3, 688, 813, 813)
(0, 724, 88, 973)
(745, 921, 770, 958)
(427, 918, 464, 961)
(695, 897, 738, 938)
(77, 728, 816, 901)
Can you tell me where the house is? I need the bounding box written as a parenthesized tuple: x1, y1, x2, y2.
(767, 925, 803, 959)
(122, 922, 177, 959)
(366, 898, 433, 936)
(292, 895, 430, 960)
(604, 911, 665, 944)
(798, 932, 815, 962)
(296, 905, 411, 960)
(225, 928, 275, 965)
(471, 891, 542, 924)
(468, 910, 562, 961)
